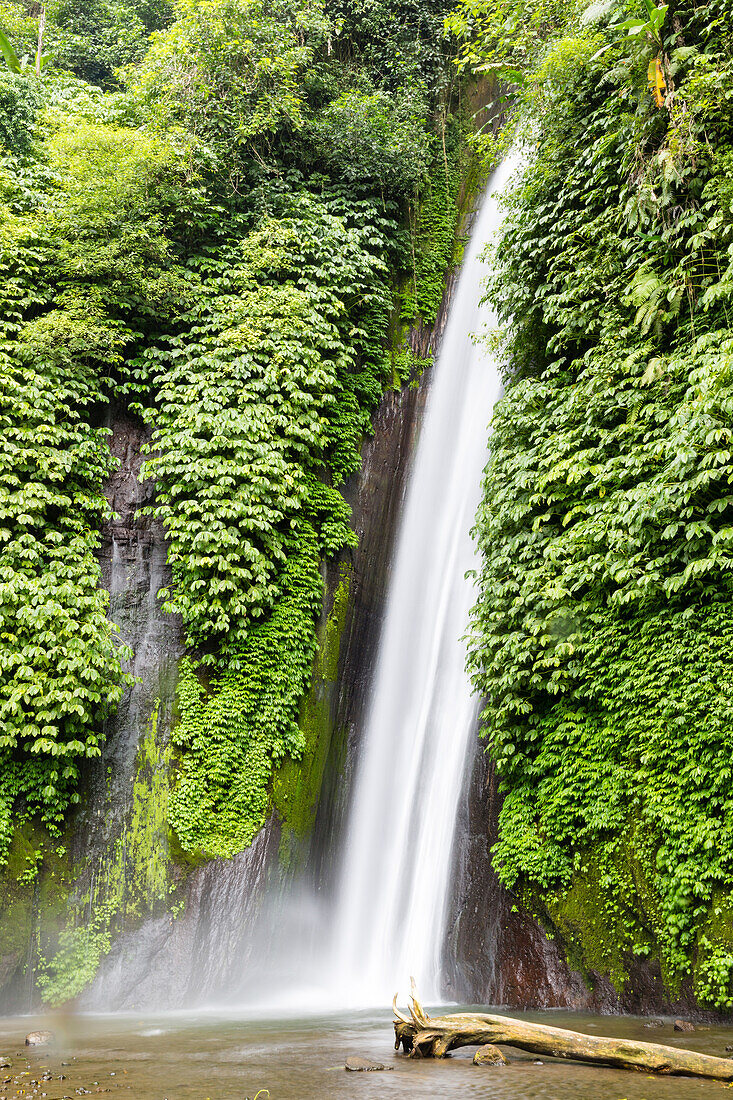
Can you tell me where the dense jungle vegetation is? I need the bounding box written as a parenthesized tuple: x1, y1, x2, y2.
(0, 0, 467, 871)
(463, 0, 733, 1010)
(4, 0, 733, 1014)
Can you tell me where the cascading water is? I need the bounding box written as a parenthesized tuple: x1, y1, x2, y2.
(330, 157, 517, 1006)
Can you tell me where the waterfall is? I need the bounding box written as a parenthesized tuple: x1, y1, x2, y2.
(329, 158, 516, 1006)
(81, 162, 516, 1014)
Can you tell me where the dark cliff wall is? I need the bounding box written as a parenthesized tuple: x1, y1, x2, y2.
(75, 414, 184, 875)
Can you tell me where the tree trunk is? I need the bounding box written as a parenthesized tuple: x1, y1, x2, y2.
(393, 984, 733, 1081)
(35, 5, 44, 76)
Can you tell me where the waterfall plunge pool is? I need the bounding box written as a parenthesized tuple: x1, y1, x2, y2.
(1, 1008, 731, 1099)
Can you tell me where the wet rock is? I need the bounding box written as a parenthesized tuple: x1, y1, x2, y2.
(726, 1044, 733, 1052)
(24, 1031, 53, 1046)
(345, 1056, 391, 1072)
(473, 1044, 508, 1066)
(644, 1019, 664, 1028)
(674, 1019, 695, 1033)
(0, 1060, 9, 1069)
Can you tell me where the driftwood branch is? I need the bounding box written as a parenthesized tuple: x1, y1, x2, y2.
(393, 982, 733, 1081)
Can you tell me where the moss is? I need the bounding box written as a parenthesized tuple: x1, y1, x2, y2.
(545, 868, 628, 991)
(0, 826, 36, 994)
(534, 824, 733, 1010)
(272, 564, 351, 866)
(0, 821, 75, 1005)
(390, 338, 431, 392)
(126, 701, 171, 909)
(166, 527, 322, 860)
(543, 841, 656, 994)
(400, 157, 463, 326)
(538, 828, 719, 1003)
(37, 701, 172, 1005)
(699, 891, 733, 954)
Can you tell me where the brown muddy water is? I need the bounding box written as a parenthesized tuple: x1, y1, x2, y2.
(2, 1008, 733, 1100)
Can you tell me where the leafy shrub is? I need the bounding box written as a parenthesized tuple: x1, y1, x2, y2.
(0, 72, 40, 153)
(311, 88, 432, 194)
(141, 191, 390, 662)
(0, 112, 192, 859)
(128, 0, 330, 151)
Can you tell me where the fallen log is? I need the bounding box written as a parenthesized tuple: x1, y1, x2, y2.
(393, 982, 733, 1080)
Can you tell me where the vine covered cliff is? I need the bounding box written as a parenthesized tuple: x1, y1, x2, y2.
(460, 0, 733, 1012)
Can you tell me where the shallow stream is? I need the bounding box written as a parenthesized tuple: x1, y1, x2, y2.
(2, 1008, 733, 1099)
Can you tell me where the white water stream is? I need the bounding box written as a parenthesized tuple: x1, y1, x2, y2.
(329, 158, 516, 1006)
(222, 159, 516, 1016)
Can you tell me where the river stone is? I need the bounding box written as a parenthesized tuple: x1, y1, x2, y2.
(25, 1031, 53, 1047)
(674, 1019, 695, 1032)
(644, 1019, 664, 1028)
(345, 1056, 391, 1072)
(473, 1044, 508, 1066)
(0, 1058, 9, 1068)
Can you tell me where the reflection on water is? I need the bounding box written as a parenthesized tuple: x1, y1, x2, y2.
(0, 1009, 731, 1099)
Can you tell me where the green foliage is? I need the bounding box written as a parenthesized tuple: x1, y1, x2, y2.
(401, 145, 463, 323)
(128, 0, 330, 153)
(497, 606, 733, 982)
(273, 563, 350, 864)
(445, 0, 566, 85)
(50, 0, 174, 86)
(328, 0, 455, 94)
(616, 0, 668, 49)
(0, 98, 197, 863)
(310, 87, 432, 194)
(138, 186, 398, 857)
(0, 0, 171, 86)
(0, 0, 474, 935)
(169, 529, 321, 857)
(141, 191, 390, 662)
(0, 71, 41, 151)
(0, 302, 128, 850)
(467, 0, 733, 1007)
(0, 26, 22, 71)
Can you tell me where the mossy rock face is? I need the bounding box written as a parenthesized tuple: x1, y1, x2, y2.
(36, 703, 174, 1007)
(0, 822, 73, 1009)
(0, 831, 35, 996)
(693, 893, 733, 1011)
(0, 701, 176, 1009)
(545, 861, 631, 993)
(273, 564, 351, 868)
(541, 838, 660, 997)
(539, 837, 733, 1011)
